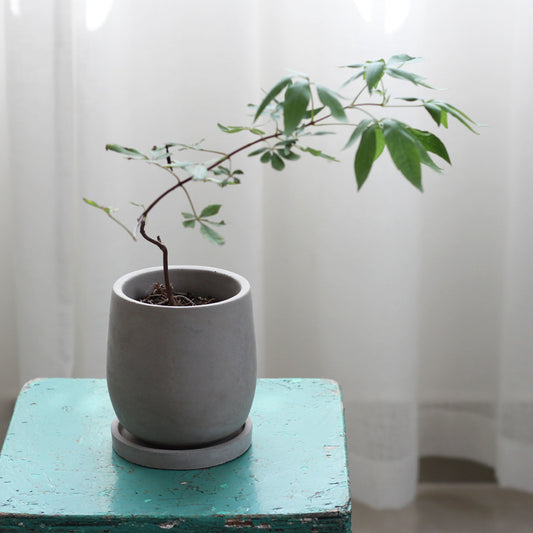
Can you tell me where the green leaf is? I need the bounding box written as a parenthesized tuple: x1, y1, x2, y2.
(382, 119, 422, 190)
(181, 211, 195, 219)
(105, 144, 148, 160)
(204, 219, 226, 226)
(149, 146, 171, 161)
(217, 123, 246, 134)
(316, 85, 347, 122)
(200, 223, 225, 245)
(83, 198, 100, 208)
(365, 60, 386, 92)
(434, 101, 478, 133)
(172, 140, 206, 152)
(260, 151, 272, 163)
(83, 197, 113, 214)
(283, 79, 311, 136)
(84, 197, 136, 240)
(409, 129, 450, 163)
(320, 152, 339, 162)
(248, 147, 269, 157)
(191, 165, 208, 181)
(355, 124, 377, 189)
(162, 160, 196, 169)
(275, 138, 297, 146)
(254, 76, 292, 121)
(200, 204, 222, 218)
(303, 130, 336, 136)
(386, 68, 435, 89)
(387, 54, 418, 66)
(213, 166, 230, 175)
(343, 119, 372, 150)
(271, 153, 285, 171)
(423, 102, 445, 127)
(218, 177, 240, 187)
(418, 149, 442, 173)
(303, 105, 325, 119)
(438, 101, 475, 121)
(340, 70, 364, 88)
(411, 134, 443, 173)
(182, 219, 195, 228)
(374, 126, 385, 161)
(217, 123, 265, 136)
(299, 146, 339, 162)
(157, 143, 180, 149)
(440, 108, 448, 128)
(300, 146, 321, 157)
(396, 97, 421, 102)
(280, 150, 300, 161)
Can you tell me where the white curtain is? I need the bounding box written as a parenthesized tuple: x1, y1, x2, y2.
(2, 0, 533, 509)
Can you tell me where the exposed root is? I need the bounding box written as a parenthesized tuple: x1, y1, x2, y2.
(140, 283, 219, 306)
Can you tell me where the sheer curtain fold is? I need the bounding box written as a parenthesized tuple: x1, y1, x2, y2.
(496, 0, 533, 491)
(2, 0, 533, 509)
(4, 0, 77, 381)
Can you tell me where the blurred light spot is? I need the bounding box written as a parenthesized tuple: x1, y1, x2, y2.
(10, 0, 21, 16)
(354, 0, 372, 22)
(353, 0, 411, 33)
(384, 0, 410, 33)
(86, 0, 114, 31)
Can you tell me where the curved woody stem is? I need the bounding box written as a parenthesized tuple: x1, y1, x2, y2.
(139, 217, 177, 306)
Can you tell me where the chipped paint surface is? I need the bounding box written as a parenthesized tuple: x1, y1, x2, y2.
(0, 378, 351, 532)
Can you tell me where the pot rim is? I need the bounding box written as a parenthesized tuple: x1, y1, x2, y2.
(112, 265, 251, 309)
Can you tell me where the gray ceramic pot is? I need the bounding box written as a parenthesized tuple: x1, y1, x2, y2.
(106, 266, 257, 449)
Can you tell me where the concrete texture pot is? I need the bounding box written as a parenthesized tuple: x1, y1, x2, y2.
(106, 265, 257, 468)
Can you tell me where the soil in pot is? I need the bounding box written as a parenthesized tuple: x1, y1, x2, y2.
(140, 282, 220, 306)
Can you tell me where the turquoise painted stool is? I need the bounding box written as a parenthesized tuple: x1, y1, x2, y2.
(0, 378, 351, 532)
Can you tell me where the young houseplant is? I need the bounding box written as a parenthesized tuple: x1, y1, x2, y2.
(86, 55, 477, 469)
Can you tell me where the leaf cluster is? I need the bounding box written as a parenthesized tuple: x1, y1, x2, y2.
(248, 55, 476, 191)
(86, 54, 478, 252)
(182, 204, 225, 245)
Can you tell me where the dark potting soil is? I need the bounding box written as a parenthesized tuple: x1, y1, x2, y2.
(140, 283, 219, 306)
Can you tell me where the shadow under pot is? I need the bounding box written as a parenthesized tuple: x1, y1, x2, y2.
(106, 265, 257, 470)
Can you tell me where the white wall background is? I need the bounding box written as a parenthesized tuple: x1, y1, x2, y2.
(1, 0, 533, 508)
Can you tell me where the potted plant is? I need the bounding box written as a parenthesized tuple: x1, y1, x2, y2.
(85, 54, 477, 469)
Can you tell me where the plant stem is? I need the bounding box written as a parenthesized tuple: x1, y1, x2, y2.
(103, 209, 137, 241)
(352, 103, 424, 108)
(139, 218, 177, 306)
(140, 181, 185, 221)
(311, 122, 359, 128)
(350, 86, 367, 106)
(207, 132, 281, 171)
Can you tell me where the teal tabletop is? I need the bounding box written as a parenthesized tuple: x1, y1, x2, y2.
(0, 378, 351, 532)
